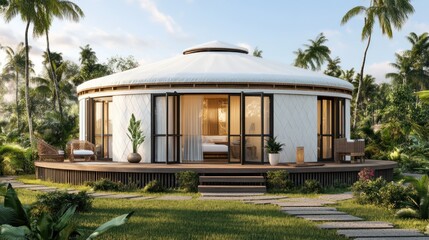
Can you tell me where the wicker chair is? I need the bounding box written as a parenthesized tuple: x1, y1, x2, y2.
(68, 140, 97, 162)
(37, 139, 65, 162)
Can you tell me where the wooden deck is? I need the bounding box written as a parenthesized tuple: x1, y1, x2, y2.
(35, 160, 397, 188)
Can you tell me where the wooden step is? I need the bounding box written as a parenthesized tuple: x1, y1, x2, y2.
(199, 176, 265, 183)
(198, 185, 266, 193)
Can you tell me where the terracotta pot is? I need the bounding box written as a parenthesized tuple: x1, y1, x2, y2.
(127, 153, 142, 163)
(268, 153, 280, 166)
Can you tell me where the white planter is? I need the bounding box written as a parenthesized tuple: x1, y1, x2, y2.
(268, 153, 280, 166)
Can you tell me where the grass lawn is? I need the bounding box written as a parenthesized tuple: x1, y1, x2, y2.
(336, 199, 429, 232)
(3, 189, 347, 240)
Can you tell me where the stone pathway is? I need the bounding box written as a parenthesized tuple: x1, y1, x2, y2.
(243, 192, 429, 239)
(3, 176, 429, 239)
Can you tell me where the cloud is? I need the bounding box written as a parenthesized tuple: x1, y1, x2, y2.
(137, 0, 184, 36)
(366, 61, 394, 84)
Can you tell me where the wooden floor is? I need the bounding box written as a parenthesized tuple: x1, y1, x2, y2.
(35, 160, 397, 188)
(35, 160, 396, 174)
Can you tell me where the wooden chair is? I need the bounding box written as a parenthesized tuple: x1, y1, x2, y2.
(37, 139, 64, 162)
(334, 138, 365, 163)
(68, 140, 97, 162)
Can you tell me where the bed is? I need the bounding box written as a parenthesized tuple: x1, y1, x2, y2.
(202, 136, 229, 161)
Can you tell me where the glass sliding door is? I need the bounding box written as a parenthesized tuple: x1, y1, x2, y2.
(241, 93, 272, 164)
(228, 95, 241, 163)
(152, 93, 180, 163)
(317, 97, 345, 161)
(93, 98, 112, 160)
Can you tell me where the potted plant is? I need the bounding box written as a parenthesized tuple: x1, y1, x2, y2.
(127, 113, 145, 163)
(265, 136, 285, 166)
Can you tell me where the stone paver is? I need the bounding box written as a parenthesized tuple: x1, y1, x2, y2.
(26, 186, 57, 191)
(274, 201, 325, 207)
(244, 200, 284, 205)
(297, 214, 363, 222)
(283, 210, 347, 216)
(157, 195, 193, 201)
(281, 206, 337, 211)
(130, 196, 156, 200)
(337, 229, 425, 238)
(318, 192, 353, 201)
(318, 221, 394, 229)
(12, 184, 45, 189)
(102, 194, 142, 199)
(88, 193, 116, 198)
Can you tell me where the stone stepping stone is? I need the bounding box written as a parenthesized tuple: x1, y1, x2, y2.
(275, 202, 325, 207)
(102, 194, 142, 199)
(318, 193, 353, 201)
(88, 193, 115, 198)
(130, 196, 156, 200)
(337, 229, 425, 238)
(284, 198, 335, 205)
(297, 214, 363, 221)
(66, 190, 81, 194)
(244, 200, 283, 205)
(27, 186, 57, 191)
(241, 196, 287, 201)
(318, 221, 394, 229)
(157, 195, 193, 201)
(281, 206, 338, 211)
(12, 184, 45, 189)
(354, 237, 429, 240)
(283, 210, 347, 216)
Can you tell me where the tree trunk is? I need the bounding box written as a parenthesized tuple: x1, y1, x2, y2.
(24, 20, 35, 147)
(15, 70, 20, 132)
(353, 34, 372, 129)
(46, 31, 63, 120)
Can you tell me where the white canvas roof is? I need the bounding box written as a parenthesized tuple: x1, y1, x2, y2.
(77, 41, 353, 93)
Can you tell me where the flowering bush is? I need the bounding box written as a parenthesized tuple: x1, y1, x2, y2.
(358, 168, 375, 181)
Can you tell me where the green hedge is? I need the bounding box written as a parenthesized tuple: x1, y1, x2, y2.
(0, 144, 35, 175)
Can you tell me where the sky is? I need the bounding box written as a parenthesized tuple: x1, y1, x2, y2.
(1, 0, 429, 84)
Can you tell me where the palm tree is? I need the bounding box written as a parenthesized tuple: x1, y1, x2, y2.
(253, 47, 263, 58)
(324, 57, 342, 78)
(1, 42, 26, 131)
(341, 0, 414, 129)
(38, 0, 83, 118)
(0, 0, 45, 146)
(293, 33, 331, 71)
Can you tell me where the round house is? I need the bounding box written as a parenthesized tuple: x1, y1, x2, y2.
(77, 41, 353, 164)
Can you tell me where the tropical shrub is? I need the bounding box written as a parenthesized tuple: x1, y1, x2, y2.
(0, 184, 133, 240)
(395, 208, 419, 219)
(301, 179, 322, 194)
(352, 177, 386, 205)
(143, 180, 164, 193)
(176, 171, 199, 192)
(85, 178, 137, 192)
(0, 144, 34, 175)
(396, 175, 429, 219)
(266, 170, 294, 192)
(264, 136, 285, 153)
(378, 182, 414, 209)
(33, 191, 93, 217)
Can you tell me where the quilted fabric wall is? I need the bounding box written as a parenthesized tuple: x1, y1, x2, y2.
(112, 94, 151, 162)
(274, 94, 317, 163)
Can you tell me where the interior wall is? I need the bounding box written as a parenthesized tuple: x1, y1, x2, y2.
(111, 94, 151, 162)
(274, 94, 317, 163)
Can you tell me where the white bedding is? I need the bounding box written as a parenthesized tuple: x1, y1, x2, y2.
(202, 143, 228, 152)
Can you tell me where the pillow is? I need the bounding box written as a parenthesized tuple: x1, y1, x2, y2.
(73, 150, 94, 155)
(58, 150, 65, 155)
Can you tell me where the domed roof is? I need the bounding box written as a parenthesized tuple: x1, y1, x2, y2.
(77, 41, 353, 93)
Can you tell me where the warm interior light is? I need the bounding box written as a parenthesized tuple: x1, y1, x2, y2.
(296, 146, 304, 165)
